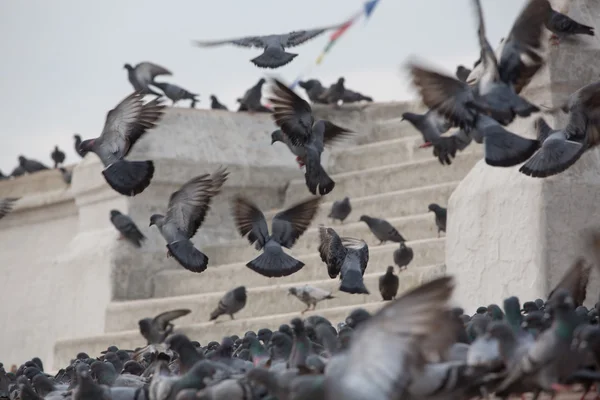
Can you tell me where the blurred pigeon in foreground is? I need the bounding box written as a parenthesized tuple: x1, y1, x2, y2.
(288, 285, 335, 314)
(150, 167, 228, 272)
(123, 62, 171, 96)
(152, 81, 199, 108)
(319, 77, 345, 105)
(238, 78, 270, 112)
(328, 197, 351, 223)
(231, 195, 320, 277)
(51, 146, 66, 168)
(428, 203, 447, 237)
(192, 23, 343, 69)
(74, 134, 86, 158)
(379, 266, 399, 301)
(210, 286, 247, 321)
(298, 79, 327, 103)
(544, 1, 595, 45)
(59, 167, 72, 185)
(393, 241, 413, 270)
(456, 65, 472, 82)
(359, 215, 406, 245)
(210, 95, 228, 110)
(318, 225, 370, 294)
(109, 210, 146, 248)
(78, 92, 165, 196)
(138, 309, 190, 344)
(18, 156, 49, 173)
(0, 198, 19, 220)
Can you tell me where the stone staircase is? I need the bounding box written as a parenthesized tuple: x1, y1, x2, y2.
(53, 102, 483, 367)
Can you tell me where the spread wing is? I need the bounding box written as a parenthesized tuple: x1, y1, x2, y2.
(152, 309, 191, 330)
(284, 25, 339, 47)
(321, 121, 354, 148)
(192, 36, 267, 49)
(318, 225, 347, 278)
(472, 0, 501, 83)
(271, 197, 321, 248)
(230, 196, 270, 249)
(547, 257, 591, 307)
(267, 78, 314, 147)
(0, 198, 19, 220)
(164, 167, 228, 239)
(136, 62, 172, 81)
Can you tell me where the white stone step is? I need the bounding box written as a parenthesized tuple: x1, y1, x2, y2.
(152, 237, 445, 298)
(105, 264, 446, 333)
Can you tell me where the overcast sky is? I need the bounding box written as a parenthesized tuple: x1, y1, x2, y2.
(0, 0, 525, 173)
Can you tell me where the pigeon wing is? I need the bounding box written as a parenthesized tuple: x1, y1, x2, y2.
(284, 25, 339, 47)
(152, 309, 191, 330)
(318, 226, 347, 278)
(136, 62, 172, 81)
(272, 197, 321, 248)
(192, 36, 267, 49)
(0, 198, 18, 220)
(267, 78, 314, 146)
(321, 121, 354, 148)
(230, 196, 270, 249)
(547, 257, 591, 307)
(472, 0, 501, 82)
(341, 237, 369, 274)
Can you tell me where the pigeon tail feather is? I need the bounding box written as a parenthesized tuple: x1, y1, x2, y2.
(167, 240, 209, 273)
(251, 50, 298, 69)
(519, 140, 585, 178)
(246, 244, 304, 278)
(305, 153, 335, 196)
(102, 160, 154, 196)
(340, 269, 369, 295)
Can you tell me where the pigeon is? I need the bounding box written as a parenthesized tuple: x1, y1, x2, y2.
(238, 78, 270, 112)
(318, 225, 370, 294)
(192, 24, 342, 69)
(165, 334, 205, 374)
(0, 198, 19, 220)
(18, 156, 49, 173)
(327, 197, 351, 224)
(358, 215, 406, 245)
(59, 167, 72, 185)
(393, 241, 413, 270)
(547, 257, 591, 308)
(123, 62, 171, 96)
(342, 89, 373, 104)
(268, 78, 352, 196)
(287, 285, 335, 314)
(151, 81, 199, 108)
(379, 266, 399, 301)
(138, 309, 191, 344)
(428, 203, 447, 237)
(51, 146, 66, 168)
(230, 195, 320, 277)
(78, 92, 165, 196)
(210, 286, 247, 321)
(319, 77, 346, 105)
(236, 98, 248, 112)
(298, 80, 327, 104)
(109, 210, 146, 248)
(10, 165, 26, 177)
(150, 167, 228, 272)
(545, 1, 595, 46)
(74, 134, 86, 158)
(209, 95, 228, 110)
(72, 364, 110, 400)
(456, 66, 472, 82)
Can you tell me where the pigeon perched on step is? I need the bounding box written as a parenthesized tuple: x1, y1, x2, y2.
(78, 92, 165, 196)
(109, 210, 145, 248)
(319, 77, 346, 105)
(359, 215, 406, 245)
(455, 65, 472, 82)
(150, 167, 228, 272)
(123, 62, 171, 96)
(393, 241, 413, 270)
(288, 285, 335, 314)
(342, 89, 373, 103)
(192, 23, 343, 69)
(544, 1, 595, 46)
(18, 156, 49, 173)
(230, 195, 320, 277)
(328, 197, 352, 223)
(151, 81, 199, 108)
(428, 203, 447, 237)
(0, 198, 19, 220)
(268, 78, 352, 196)
(51, 146, 66, 168)
(210, 95, 228, 110)
(379, 266, 399, 301)
(59, 167, 72, 185)
(298, 79, 327, 104)
(237, 78, 271, 113)
(73, 134, 86, 158)
(210, 286, 247, 321)
(318, 225, 370, 294)
(139, 309, 190, 345)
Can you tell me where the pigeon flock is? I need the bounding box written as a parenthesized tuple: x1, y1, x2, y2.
(2, 0, 600, 399)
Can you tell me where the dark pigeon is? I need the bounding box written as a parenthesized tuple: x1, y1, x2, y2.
(18, 156, 49, 173)
(123, 62, 171, 96)
(10, 165, 26, 178)
(342, 89, 373, 103)
(0, 198, 19, 220)
(393, 241, 413, 270)
(319, 77, 345, 105)
(210, 95, 228, 110)
(51, 146, 66, 168)
(59, 167, 72, 185)
(78, 92, 165, 196)
(151, 81, 199, 108)
(328, 197, 351, 223)
(238, 78, 271, 112)
(192, 23, 343, 69)
(545, 1, 594, 45)
(138, 309, 191, 344)
(288, 318, 312, 371)
(210, 286, 247, 321)
(230, 195, 320, 277)
(165, 334, 204, 374)
(150, 167, 228, 273)
(74, 134, 86, 158)
(298, 79, 327, 104)
(318, 225, 370, 294)
(456, 65, 472, 82)
(236, 97, 248, 112)
(359, 215, 406, 245)
(109, 210, 146, 248)
(379, 266, 399, 301)
(428, 203, 447, 237)
(72, 364, 110, 400)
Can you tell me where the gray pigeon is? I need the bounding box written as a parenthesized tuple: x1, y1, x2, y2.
(239, 78, 270, 112)
(151, 81, 199, 108)
(359, 215, 406, 244)
(10, 165, 26, 177)
(456, 66, 472, 82)
(287, 285, 334, 314)
(192, 24, 342, 69)
(230, 195, 320, 277)
(544, 1, 594, 45)
(150, 167, 229, 272)
(74, 134, 86, 158)
(0, 198, 19, 220)
(51, 146, 66, 168)
(318, 225, 370, 294)
(379, 266, 399, 301)
(109, 210, 146, 248)
(428, 203, 447, 237)
(298, 80, 327, 104)
(123, 62, 171, 96)
(327, 197, 351, 223)
(210, 95, 228, 110)
(138, 309, 191, 344)
(59, 167, 72, 185)
(393, 241, 413, 270)
(342, 89, 373, 103)
(319, 77, 345, 105)
(78, 92, 165, 196)
(18, 156, 49, 173)
(72, 364, 111, 400)
(268, 78, 352, 195)
(210, 286, 247, 321)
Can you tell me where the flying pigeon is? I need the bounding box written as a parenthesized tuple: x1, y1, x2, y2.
(359, 215, 406, 245)
(393, 241, 413, 270)
(138, 309, 191, 344)
(192, 24, 343, 69)
(319, 77, 346, 105)
(149, 167, 229, 272)
(109, 210, 146, 248)
(18, 156, 49, 173)
(78, 92, 165, 196)
(151, 81, 199, 108)
(428, 203, 447, 237)
(123, 62, 172, 96)
(298, 80, 327, 104)
(379, 266, 399, 301)
(0, 198, 19, 220)
(210, 95, 228, 110)
(238, 78, 271, 113)
(328, 197, 352, 223)
(74, 134, 86, 158)
(287, 285, 335, 314)
(318, 225, 370, 294)
(544, 1, 595, 46)
(210, 286, 247, 321)
(51, 146, 66, 168)
(230, 195, 320, 277)
(268, 78, 352, 195)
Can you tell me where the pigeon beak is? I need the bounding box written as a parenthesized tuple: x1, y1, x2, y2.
(419, 142, 433, 148)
